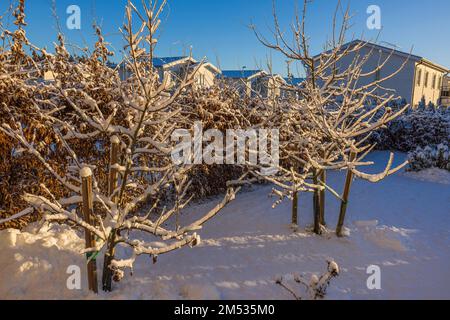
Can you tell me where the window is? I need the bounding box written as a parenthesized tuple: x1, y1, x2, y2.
(424, 72, 429, 88)
(432, 74, 436, 89)
(198, 74, 206, 87)
(438, 76, 442, 89)
(416, 69, 422, 86)
(375, 69, 381, 81)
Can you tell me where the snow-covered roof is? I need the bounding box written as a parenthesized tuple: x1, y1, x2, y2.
(270, 74, 288, 84)
(313, 40, 422, 61)
(189, 62, 222, 74)
(220, 70, 266, 80)
(152, 56, 190, 68)
(114, 56, 210, 70)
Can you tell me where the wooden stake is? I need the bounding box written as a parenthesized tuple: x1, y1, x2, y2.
(336, 151, 357, 237)
(80, 167, 98, 294)
(108, 136, 120, 202)
(292, 191, 299, 226)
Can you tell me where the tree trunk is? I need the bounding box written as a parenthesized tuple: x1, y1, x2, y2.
(313, 170, 321, 235)
(102, 231, 117, 292)
(292, 191, 299, 226)
(102, 137, 121, 292)
(319, 169, 326, 226)
(336, 152, 357, 237)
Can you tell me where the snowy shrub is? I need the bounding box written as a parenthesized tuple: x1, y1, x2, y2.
(0, 0, 247, 292)
(176, 86, 266, 198)
(0, 2, 79, 229)
(407, 144, 450, 172)
(370, 106, 450, 152)
(0, 10, 252, 230)
(276, 261, 340, 300)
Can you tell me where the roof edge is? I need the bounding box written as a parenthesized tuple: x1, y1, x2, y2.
(419, 58, 449, 73)
(313, 39, 423, 62)
(161, 56, 197, 69)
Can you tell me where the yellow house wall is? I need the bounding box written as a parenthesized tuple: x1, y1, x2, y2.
(413, 63, 446, 106)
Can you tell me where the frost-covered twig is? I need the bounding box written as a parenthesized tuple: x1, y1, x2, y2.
(276, 260, 340, 300)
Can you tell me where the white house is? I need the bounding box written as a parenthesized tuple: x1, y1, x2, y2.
(219, 70, 286, 99)
(119, 56, 221, 90)
(152, 57, 221, 90)
(313, 40, 449, 107)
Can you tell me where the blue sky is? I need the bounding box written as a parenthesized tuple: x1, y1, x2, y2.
(1, 0, 449, 76)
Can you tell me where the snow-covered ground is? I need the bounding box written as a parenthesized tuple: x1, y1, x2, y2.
(1, 152, 449, 300)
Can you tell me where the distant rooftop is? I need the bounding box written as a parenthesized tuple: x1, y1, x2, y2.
(284, 77, 305, 86)
(220, 70, 265, 79)
(152, 56, 189, 67)
(313, 40, 422, 61)
(110, 57, 190, 69)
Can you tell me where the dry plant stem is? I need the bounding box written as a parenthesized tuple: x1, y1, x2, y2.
(276, 280, 302, 300)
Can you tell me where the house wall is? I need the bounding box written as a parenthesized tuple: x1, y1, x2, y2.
(162, 63, 218, 90)
(413, 63, 446, 106)
(252, 77, 283, 99)
(193, 65, 217, 89)
(119, 67, 132, 81)
(440, 76, 450, 107)
(267, 77, 282, 99)
(221, 77, 262, 98)
(116, 61, 219, 90)
(252, 77, 268, 98)
(221, 78, 251, 97)
(44, 70, 55, 81)
(280, 87, 300, 100)
(329, 46, 416, 105)
(222, 75, 284, 99)
(162, 63, 187, 89)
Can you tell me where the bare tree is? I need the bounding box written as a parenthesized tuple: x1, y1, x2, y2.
(250, 0, 408, 235)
